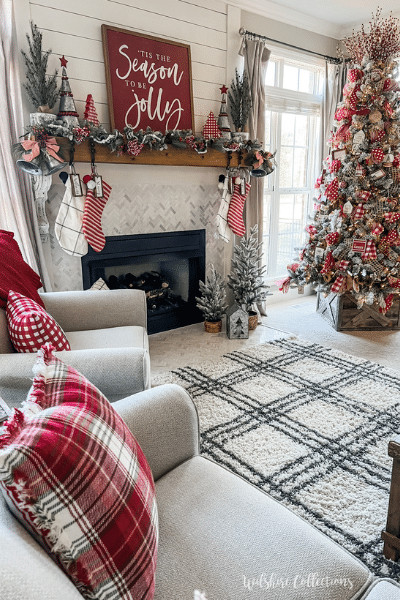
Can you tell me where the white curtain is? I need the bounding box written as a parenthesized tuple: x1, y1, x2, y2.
(239, 37, 271, 240)
(239, 37, 271, 317)
(0, 0, 52, 290)
(321, 59, 347, 161)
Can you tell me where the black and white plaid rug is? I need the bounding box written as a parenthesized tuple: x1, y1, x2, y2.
(154, 337, 400, 579)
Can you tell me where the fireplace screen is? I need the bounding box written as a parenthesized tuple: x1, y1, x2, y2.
(81, 230, 205, 334)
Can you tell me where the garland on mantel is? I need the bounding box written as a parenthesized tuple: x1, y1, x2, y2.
(24, 120, 262, 156)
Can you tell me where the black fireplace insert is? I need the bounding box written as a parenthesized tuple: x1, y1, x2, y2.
(81, 230, 206, 334)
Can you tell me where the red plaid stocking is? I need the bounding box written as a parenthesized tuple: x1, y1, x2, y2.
(227, 182, 251, 237)
(82, 179, 112, 253)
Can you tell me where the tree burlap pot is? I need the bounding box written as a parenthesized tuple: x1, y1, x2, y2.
(204, 320, 222, 333)
(248, 311, 258, 330)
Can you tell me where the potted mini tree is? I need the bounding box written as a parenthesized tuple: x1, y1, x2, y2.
(21, 22, 58, 121)
(228, 225, 270, 329)
(227, 69, 251, 140)
(196, 265, 227, 333)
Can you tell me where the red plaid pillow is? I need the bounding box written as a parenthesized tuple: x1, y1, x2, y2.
(6, 291, 70, 353)
(0, 344, 158, 600)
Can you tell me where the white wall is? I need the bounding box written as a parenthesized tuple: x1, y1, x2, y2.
(18, 0, 231, 133)
(14, 0, 338, 291)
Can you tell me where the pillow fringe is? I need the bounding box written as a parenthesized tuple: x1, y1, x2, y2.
(0, 409, 25, 450)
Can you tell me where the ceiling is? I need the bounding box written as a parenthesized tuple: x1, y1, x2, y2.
(231, 0, 400, 39)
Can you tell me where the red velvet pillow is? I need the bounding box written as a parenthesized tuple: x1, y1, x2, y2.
(0, 230, 44, 309)
(6, 291, 70, 353)
(0, 344, 158, 599)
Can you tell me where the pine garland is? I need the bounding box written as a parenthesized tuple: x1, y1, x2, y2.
(21, 22, 58, 110)
(195, 265, 227, 322)
(227, 69, 251, 131)
(228, 225, 269, 311)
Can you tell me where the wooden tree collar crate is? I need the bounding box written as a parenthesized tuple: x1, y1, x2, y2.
(317, 292, 400, 331)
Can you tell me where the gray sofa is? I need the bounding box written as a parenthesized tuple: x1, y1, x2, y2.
(2, 383, 399, 600)
(0, 289, 150, 407)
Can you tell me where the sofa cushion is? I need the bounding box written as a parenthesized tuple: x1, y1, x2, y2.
(361, 580, 400, 599)
(67, 325, 148, 351)
(6, 291, 70, 353)
(0, 496, 83, 600)
(0, 230, 44, 309)
(155, 456, 371, 600)
(0, 344, 158, 600)
(0, 309, 14, 354)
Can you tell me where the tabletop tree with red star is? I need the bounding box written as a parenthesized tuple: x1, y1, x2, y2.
(57, 55, 79, 127)
(283, 9, 400, 314)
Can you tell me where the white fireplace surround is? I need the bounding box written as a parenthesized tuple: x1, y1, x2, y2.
(44, 164, 229, 292)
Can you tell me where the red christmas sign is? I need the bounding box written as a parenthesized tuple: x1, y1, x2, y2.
(102, 25, 194, 132)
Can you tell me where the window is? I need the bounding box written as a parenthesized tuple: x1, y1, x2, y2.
(263, 49, 324, 279)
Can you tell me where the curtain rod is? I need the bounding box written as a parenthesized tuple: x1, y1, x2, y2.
(239, 27, 343, 64)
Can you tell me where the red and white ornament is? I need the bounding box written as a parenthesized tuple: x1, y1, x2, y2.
(325, 231, 340, 246)
(371, 148, 384, 163)
(347, 69, 363, 83)
(325, 178, 339, 202)
(352, 203, 365, 220)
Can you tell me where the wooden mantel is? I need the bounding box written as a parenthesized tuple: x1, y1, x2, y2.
(57, 137, 244, 168)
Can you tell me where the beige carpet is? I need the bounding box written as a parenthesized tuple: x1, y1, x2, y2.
(154, 337, 400, 580)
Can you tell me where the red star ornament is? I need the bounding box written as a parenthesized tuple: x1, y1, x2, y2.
(219, 84, 228, 94)
(60, 55, 68, 67)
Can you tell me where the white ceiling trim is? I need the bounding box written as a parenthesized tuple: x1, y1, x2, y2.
(226, 0, 343, 40)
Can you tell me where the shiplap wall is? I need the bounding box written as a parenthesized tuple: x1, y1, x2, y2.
(28, 0, 228, 133)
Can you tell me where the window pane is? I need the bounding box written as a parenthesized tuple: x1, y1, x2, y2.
(293, 148, 307, 188)
(266, 61, 276, 86)
(299, 68, 313, 93)
(265, 110, 272, 148)
(283, 64, 299, 91)
(263, 193, 272, 273)
(295, 115, 308, 146)
(281, 113, 295, 145)
(279, 147, 293, 188)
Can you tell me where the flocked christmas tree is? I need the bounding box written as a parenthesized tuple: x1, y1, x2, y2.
(21, 21, 58, 111)
(228, 225, 270, 311)
(227, 69, 251, 133)
(283, 10, 400, 314)
(196, 265, 227, 323)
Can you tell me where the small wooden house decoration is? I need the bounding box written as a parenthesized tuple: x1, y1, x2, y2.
(226, 304, 248, 339)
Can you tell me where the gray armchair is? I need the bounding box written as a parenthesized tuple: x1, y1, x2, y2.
(0, 383, 377, 599)
(0, 289, 150, 408)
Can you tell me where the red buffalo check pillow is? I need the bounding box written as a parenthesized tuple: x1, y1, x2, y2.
(6, 291, 70, 353)
(0, 344, 158, 600)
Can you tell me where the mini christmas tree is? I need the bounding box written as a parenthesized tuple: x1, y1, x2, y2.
(195, 265, 227, 323)
(84, 94, 100, 127)
(57, 56, 79, 126)
(202, 112, 222, 140)
(284, 10, 400, 314)
(228, 225, 270, 311)
(21, 21, 58, 111)
(227, 69, 251, 132)
(217, 84, 231, 139)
